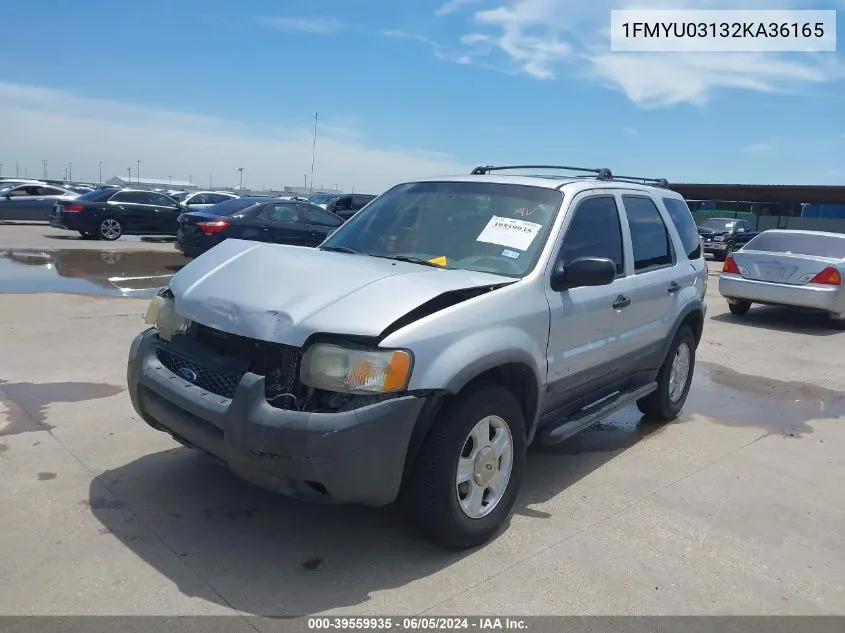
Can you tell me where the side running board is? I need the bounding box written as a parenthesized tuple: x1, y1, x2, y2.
(539, 382, 658, 445)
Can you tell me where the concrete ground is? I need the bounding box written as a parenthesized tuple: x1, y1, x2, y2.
(1, 225, 843, 618)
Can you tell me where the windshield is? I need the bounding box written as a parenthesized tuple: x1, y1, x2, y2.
(744, 232, 845, 259)
(320, 181, 563, 277)
(309, 194, 339, 205)
(700, 219, 736, 230)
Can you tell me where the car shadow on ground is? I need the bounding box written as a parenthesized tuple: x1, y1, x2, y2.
(88, 410, 666, 616)
(711, 306, 844, 337)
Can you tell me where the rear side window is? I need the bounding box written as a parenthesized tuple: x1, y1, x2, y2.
(558, 196, 624, 275)
(111, 191, 149, 204)
(304, 205, 343, 227)
(745, 232, 845, 259)
(662, 197, 701, 259)
(622, 195, 673, 271)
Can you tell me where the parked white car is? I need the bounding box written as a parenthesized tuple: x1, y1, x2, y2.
(177, 191, 239, 211)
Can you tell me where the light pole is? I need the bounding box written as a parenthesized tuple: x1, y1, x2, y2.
(303, 175, 307, 190)
(0, 163, 3, 178)
(24, 167, 27, 178)
(137, 160, 140, 184)
(169, 176, 172, 187)
(188, 174, 192, 187)
(16, 162, 19, 178)
(98, 162, 102, 184)
(68, 162, 72, 182)
(127, 167, 131, 183)
(236, 167, 243, 190)
(42, 160, 47, 179)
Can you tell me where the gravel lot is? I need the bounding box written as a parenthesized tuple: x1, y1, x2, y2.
(1, 225, 843, 618)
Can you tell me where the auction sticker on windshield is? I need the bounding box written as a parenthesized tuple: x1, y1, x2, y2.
(476, 216, 542, 251)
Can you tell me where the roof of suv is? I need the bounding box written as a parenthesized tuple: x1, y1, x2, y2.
(408, 173, 681, 197)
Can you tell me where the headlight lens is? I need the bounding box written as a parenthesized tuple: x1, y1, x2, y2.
(144, 290, 190, 341)
(300, 344, 413, 394)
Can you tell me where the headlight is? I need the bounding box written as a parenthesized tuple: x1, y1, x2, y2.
(300, 344, 413, 394)
(144, 289, 190, 341)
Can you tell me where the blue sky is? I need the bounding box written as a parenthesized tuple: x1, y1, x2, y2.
(0, 0, 843, 192)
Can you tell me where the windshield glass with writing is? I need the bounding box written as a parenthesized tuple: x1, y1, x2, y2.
(701, 219, 736, 230)
(320, 181, 563, 277)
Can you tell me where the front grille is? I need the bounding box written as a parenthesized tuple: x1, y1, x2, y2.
(188, 323, 305, 409)
(155, 346, 243, 399)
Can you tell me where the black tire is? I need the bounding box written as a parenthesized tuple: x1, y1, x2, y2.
(637, 325, 696, 421)
(97, 217, 123, 241)
(829, 315, 845, 330)
(402, 385, 527, 549)
(728, 300, 751, 315)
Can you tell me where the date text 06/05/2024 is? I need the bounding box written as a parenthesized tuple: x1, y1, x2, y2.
(307, 617, 529, 630)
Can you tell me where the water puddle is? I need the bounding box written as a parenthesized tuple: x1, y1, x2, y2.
(0, 248, 189, 297)
(543, 361, 845, 456)
(0, 380, 125, 436)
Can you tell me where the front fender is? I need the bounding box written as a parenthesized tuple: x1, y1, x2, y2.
(407, 326, 546, 395)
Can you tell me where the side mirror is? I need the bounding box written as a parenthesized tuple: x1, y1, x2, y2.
(550, 256, 617, 292)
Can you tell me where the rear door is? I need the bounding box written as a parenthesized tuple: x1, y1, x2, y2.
(106, 191, 153, 231)
(615, 192, 684, 363)
(300, 203, 343, 244)
(146, 191, 183, 234)
(262, 202, 310, 246)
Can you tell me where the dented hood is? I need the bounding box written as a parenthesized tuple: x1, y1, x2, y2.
(169, 239, 513, 346)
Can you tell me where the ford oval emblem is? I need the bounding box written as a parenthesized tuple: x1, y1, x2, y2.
(178, 367, 198, 383)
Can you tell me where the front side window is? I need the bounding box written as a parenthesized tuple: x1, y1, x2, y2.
(321, 181, 563, 277)
(558, 196, 624, 275)
(622, 195, 673, 271)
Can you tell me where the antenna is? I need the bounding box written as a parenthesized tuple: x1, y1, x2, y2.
(308, 112, 318, 201)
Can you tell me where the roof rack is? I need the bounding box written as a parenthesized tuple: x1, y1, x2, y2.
(469, 164, 669, 188)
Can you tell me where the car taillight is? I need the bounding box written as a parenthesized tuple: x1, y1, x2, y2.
(722, 256, 740, 274)
(64, 203, 85, 212)
(808, 266, 842, 286)
(197, 220, 229, 234)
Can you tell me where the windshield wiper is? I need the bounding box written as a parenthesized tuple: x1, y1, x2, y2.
(320, 245, 359, 254)
(371, 254, 445, 268)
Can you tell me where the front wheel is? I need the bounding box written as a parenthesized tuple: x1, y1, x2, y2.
(402, 385, 526, 549)
(637, 325, 696, 421)
(97, 217, 123, 241)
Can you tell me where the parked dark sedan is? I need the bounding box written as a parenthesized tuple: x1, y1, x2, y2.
(175, 197, 344, 257)
(49, 187, 185, 240)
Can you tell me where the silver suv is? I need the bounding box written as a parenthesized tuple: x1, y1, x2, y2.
(127, 164, 707, 549)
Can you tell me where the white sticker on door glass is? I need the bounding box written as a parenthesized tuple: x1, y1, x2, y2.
(476, 216, 542, 251)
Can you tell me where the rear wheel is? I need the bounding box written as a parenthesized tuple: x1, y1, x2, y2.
(98, 217, 123, 241)
(402, 385, 526, 549)
(637, 325, 695, 421)
(728, 300, 751, 315)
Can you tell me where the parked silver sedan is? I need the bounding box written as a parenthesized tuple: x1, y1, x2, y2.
(0, 183, 79, 221)
(719, 229, 845, 328)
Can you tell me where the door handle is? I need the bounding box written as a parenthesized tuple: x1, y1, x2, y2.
(612, 295, 631, 309)
(668, 281, 681, 294)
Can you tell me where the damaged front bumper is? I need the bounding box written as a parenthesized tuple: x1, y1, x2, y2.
(127, 328, 427, 506)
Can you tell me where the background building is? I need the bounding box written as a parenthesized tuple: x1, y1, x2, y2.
(106, 176, 195, 190)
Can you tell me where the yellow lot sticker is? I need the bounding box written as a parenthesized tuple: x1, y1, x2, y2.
(427, 256, 448, 267)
